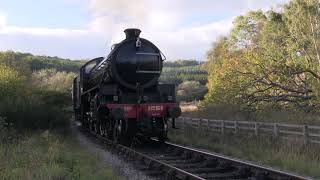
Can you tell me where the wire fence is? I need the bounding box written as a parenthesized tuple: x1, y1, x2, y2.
(176, 117, 320, 144)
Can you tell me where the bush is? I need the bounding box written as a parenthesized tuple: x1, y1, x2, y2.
(0, 64, 73, 132)
(31, 69, 76, 93)
(177, 81, 207, 102)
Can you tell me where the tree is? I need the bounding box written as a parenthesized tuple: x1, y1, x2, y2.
(177, 81, 207, 102)
(205, 0, 320, 110)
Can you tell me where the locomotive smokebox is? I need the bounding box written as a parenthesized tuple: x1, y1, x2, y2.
(124, 28, 141, 39)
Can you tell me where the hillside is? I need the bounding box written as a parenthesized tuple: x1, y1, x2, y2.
(0, 51, 85, 73)
(0, 51, 208, 102)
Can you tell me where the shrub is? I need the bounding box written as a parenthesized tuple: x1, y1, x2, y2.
(177, 81, 207, 102)
(0, 64, 72, 132)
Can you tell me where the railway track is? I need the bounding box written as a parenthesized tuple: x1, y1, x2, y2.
(82, 128, 311, 180)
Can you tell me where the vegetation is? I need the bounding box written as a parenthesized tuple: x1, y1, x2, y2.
(0, 132, 121, 180)
(161, 60, 208, 102)
(0, 51, 120, 179)
(0, 51, 208, 102)
(205, 0, 320, 112)
(169, 126, 320, 178)
(179, 2, 320, 177)
(177, 81, 207, 102)
(183, 103, 320, 124)
(0, 63, 73, 131)
(161, 61, 207, 85)
(163, 59, 200, 67)
(0, 51, 84, 73)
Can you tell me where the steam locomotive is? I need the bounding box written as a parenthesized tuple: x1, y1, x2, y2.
(72, 29, 181, 145)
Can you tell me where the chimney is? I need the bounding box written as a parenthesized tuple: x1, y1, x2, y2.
(124, 28, 141, 39)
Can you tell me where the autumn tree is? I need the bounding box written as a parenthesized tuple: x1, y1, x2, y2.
(205, 0, 320, 110)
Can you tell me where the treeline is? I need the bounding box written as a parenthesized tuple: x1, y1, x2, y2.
(163, 59, 201, 67)
(160, 65, 207, 85)
(0, 51, 84, 73)
(205, 0, 320, 111)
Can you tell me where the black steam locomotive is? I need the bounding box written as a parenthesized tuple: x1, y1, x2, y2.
(72, 29, 181, 144)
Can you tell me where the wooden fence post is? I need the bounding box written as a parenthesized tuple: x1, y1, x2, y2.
(235, 121, 238, 134)
(221, 120, 225, 135)
(182, 117, 185, 129)
(273, 123, 278, 137)
(303, 125, 308, 144)
(254, 122, 259, 136)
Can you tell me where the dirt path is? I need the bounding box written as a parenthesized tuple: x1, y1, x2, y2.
(71, 120, 154, 180)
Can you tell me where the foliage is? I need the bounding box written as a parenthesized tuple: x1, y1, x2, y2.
(160, 65, 208, 85)
(31, 69, 76, 93)
(0, 51, 84, 73)
(160, 60, 208, 102)
(0, 53, 76, 131)
(163, 59, 200, 67)
(177, 81, 207, 102)
(0, 64, 25, 100)
(205, 0, 320, 111)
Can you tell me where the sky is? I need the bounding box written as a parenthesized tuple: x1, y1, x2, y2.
(0, 0, 289, 60)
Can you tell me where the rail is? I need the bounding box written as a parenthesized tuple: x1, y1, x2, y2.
(83, 128, 310, 179)
(176, 117, 320, 144)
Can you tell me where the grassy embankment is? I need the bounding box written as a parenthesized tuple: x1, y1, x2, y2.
(0, 130, 121, 180)
(169, 124, 320, 178)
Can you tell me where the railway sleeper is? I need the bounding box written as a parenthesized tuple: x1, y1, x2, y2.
(165, 162, 204, 169)
(152, 152, 203, 163)
(184, 167, 231, 174)
(141, 169, 164, 177)
(203, 171, 249, 180)
(156, 159, 202, 165)
(151, 155, 186, 161)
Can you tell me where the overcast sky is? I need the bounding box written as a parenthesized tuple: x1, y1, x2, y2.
(0, 0, 289, 60)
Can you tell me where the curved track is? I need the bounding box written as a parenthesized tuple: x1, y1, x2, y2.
(83, 128, 311, 180)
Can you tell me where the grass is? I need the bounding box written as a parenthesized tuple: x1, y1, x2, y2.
(0, 130, 122, 180)
(182, 103, 320, 125)
(168, 125, 320, 178)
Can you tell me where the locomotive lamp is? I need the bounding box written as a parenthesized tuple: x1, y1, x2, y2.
(113, 95, 119, 102)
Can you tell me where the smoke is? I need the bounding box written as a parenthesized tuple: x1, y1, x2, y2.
(90, 0, 149, 26)
(87, 0, 289, 60)
(89, 0, 151, 46)
(0, 15, 6, 28)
